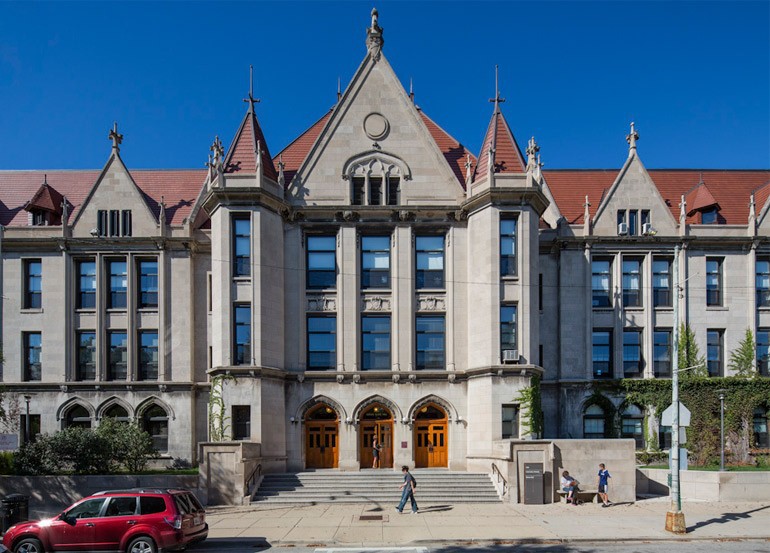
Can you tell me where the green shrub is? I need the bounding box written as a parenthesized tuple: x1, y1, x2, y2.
(96, 418, 157, 473)
(0, 451, 14, 474)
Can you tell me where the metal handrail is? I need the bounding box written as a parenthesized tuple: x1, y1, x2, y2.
(491, 462, 507, 496)
(246, 463, 262, 498)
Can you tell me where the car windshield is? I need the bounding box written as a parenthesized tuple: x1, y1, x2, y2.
(66, 498, 106, 519)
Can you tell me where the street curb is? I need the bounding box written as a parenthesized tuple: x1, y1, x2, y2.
(255, 537, 770, 547)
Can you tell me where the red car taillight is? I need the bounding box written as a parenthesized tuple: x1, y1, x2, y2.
(164, 515, 182, 530)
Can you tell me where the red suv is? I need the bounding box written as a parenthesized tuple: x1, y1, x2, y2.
(1, 488, 207, 553)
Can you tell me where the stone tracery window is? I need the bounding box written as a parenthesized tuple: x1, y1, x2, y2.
(343, 153, 410, 207)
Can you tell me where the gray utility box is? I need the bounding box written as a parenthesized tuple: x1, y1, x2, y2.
(524, 463, 544, 504)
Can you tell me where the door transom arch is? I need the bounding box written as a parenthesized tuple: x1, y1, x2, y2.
(360, 403, 394, 469)
(413, 402, 448, 468)
(305, 403, 339, 469)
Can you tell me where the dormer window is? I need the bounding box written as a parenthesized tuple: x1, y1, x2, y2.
(343, 151, 411, 207)
(31, 211, 48, 226)
(701, 207, 719, 224)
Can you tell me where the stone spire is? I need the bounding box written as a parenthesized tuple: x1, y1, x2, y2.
(526, 136, 540, 172)
(277, 154, 286, 187)
(626, 121, 639, 156)
(109, 122, 123, 154)
(464, 154, 473, 187)
(366, 8, 384, 60)
(749, 192, 757, 236)
(583, 195, 591, 235)
(679, 194, 687, 236)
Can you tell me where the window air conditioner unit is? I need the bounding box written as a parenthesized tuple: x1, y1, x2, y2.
(502, 349, 519, 364)
(642, 222, 655, 235)
(617, 223, 628, 236)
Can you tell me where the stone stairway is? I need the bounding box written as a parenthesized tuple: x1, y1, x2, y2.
(252, 469, 502, 504)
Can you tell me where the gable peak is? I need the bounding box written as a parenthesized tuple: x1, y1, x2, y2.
(625, 121, 639, 156)
(108, 122, 123, 155)
(366, 8, 385, 60)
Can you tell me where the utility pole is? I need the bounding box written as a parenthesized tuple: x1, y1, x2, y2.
(666, 244, 686, 533)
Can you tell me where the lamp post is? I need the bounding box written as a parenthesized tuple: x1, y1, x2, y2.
(717, 389, 726, 471)
(23, 395, 32, 445)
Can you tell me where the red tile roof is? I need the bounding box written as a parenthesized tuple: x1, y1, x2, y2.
(544, 169, 770, 225)
(475, 109, 526, 180)
(755, 182, 770, 215)
(0, 169, 206, 227)
(685, 182, 719, 216)
(273, 109, 477, 189)
(26, 181, 64, 214)
(224, 109, 277, 181)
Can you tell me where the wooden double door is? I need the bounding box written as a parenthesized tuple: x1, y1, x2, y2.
(414, 403, 448, 468)
(361, 421, 393, 468)
(305, 404, 338, 469)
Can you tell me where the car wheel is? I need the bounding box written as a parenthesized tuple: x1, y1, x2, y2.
(14, 538, 45, 553)
(127, 536, 157, 553)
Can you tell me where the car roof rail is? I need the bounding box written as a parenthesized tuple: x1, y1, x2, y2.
(92, 488, 170, 495)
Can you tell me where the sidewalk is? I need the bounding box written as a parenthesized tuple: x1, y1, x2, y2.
(205, 497, 770, 546)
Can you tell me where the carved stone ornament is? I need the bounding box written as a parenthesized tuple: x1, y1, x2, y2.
(363, 295, 391, 312)
(417, 295, 446, 312)
(60, 385, 68, 393)
(364, 113, 390, 141)
(448, 373, 456, 384)
(307, 296, 337, 312)
(353, 374, 361, 384)
(297, 374, 305, 383)
(408, 374, 417, 383)
(158, 384, 167, 393)
(336, 210, 360, 222)
(392, 374, 401, 383)
(336, 374, 345, 384)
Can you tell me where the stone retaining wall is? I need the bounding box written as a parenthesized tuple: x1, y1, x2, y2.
(637, 468, 770, 501)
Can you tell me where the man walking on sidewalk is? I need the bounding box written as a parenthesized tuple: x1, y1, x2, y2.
(597, 463, 612, 507)
(395, 465, 418, 514)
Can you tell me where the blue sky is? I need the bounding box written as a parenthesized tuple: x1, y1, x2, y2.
(1, 1, 768, 171)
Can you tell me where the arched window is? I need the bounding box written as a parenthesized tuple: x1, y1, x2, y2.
(621, 405, 644, 449)
(344, 153, 410, 207)
(65, 405, 92, 429)
(583, 405, 605, 439)
(754, 407, 769, 448)
(141, 405, 169, 453)
(103, 404, 130, 423)
(306, 404, 338, 421)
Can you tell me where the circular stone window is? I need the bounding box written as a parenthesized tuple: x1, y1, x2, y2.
(363, 112, 389, 141)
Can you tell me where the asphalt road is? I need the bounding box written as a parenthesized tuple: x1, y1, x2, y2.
(189, 540, 770, 553)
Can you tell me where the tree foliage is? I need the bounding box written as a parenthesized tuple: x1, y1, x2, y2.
(728, 328, 757, 378)
(678, 323, 707, 378)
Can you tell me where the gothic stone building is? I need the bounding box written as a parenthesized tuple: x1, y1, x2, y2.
(1, 12, 768, 469)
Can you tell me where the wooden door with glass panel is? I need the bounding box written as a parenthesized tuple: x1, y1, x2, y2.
(360, 404, 393, 468)
(305, 404, 338, 469)
(414, 403, 448, 468)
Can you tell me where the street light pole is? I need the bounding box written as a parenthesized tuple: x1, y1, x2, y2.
(718, 390, 726, 472)
(666, 244, 686, 533)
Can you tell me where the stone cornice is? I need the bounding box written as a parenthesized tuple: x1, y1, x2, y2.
(463, 188, 550, 217)
(201, 187, 288, 217)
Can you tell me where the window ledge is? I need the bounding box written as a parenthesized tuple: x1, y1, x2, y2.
(654, 307, 674, 312)
(415, 288, 446, 293)
(232, 276, 251, 282)
(592, 307, 614, 312)
(706, 306, 729, 311)
(20, 308, 44, 314)
(105, 308, 128, 313)
(75, 308, 96, 314)
(306, 288, 338, 293)
(500, 275, 519, 281)
(137, 308, 159, 313)
(623, 306, 644, 312)
(362, 288, 392, 293)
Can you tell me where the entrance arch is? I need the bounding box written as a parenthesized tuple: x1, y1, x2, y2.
(360, 403, 393, 469)
(414, 403, 448, 468)
(305, 403, 339, 469)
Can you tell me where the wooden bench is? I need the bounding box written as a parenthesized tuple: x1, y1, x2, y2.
(556, 489, 600, 503)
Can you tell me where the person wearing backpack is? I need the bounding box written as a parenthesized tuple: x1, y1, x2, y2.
(395, 465, 418, 514)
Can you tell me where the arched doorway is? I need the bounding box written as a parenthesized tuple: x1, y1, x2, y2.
(305, 404, 338, 469)
(414, 403, 447, 468)
(360, 403, 393, 469)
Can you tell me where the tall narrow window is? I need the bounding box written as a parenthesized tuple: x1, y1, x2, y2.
(23, 332, 42, 382)
(416, 315, 445, 370)
(108, 260, 127, 309)
(653, 329, 672, 377)
(108, 331, 128, 380)
(97, 210, 108, 236)
(233, 304, 251, 366)
(622, 258, 642, 308)
(352, 177, 365, 205)
(500, 218, 517, 277)
(754, 407, 769, 448)
(138, 260, 158, 308)
(232, 405, 251, 440)
(109, 210, 120, 237)
(138, 330, 159, 380)
(232, 216, 251, 277)
(307, 316, 336, 371)
(142, 405, 168, 452)
(706, 258, 723, 306)
(416, 236, 444, 289)
(756, 259, 770, 308)
(623, 329, 643, 377)
(78, 260, 96, 309)
(362, 315, 390, 371)
(307, 236, 337, 289)
(500, 305, 517, 360)
(65, 405, 92, 429)
(757, 329, 770, 377)
(592, 330, 612, 379)
(583, 405, 606, 438)
(592, 259, 612, 308)
(707, 329, 723, 377)
(361, 236, 391, 289)
(121, 210, 132, 237)
(77, 331, 96, 381)
(501, 404, 519, 439)
(621, 405, 644, 449)
(628, 209, 638, 236)
(652, 258, 672, 307)
(387, 177, 399, 206)
(23, 259, 42, 309)
(369, 176, 383, 205)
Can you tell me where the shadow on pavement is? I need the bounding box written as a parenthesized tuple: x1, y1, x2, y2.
(687, 503, 770, 532)
(187, 537, 270, 550)
(433, 543, 596, 553)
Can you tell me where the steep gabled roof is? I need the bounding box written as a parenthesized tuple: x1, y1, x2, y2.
(544, 169, 770, 225)
(684, 181, 719, 216)
(475, 109, 526, 180)
(224, 106, 277, 181)
(0, 169, 206, 227)
(273, 110, 333, 187)
(25, 180, 64, 214)
(419, 111, 476, 189)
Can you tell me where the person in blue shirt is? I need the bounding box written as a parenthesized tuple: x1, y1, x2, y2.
(395, 465, 418, 514)
(597, 463, 612, 507)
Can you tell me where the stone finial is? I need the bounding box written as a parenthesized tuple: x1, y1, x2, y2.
(536, 153, 544, 179)
(487, 146, 495, 175)
(61, 195, 69, 224)
(366, 7, 384, 60)
(464, 154, 473, 186)
(679, 194, 686, 224)
(109, 122, 123, 154)
(626, 121, 639, 154)
(243, 65, 260, 108)
(277, 154, 286, 187)
(159, 195, 166, 225)
(583, 195, 591, 223)
(488, 65, 506, 111)
(210, 136, 224, 170)
(256, 139, 263, 171)
(337, 77, 341, 102)
(526, 136, 540, 171)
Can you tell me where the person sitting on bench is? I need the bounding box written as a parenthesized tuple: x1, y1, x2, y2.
(560, 470, 579, 505)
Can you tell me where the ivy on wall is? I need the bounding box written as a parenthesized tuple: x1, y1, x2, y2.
(516, 375, 544, 438)
(208, 374, 236, 441)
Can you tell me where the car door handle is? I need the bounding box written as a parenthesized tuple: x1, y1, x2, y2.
(85, 523, 95, 527)
(127, 520, 137, 525)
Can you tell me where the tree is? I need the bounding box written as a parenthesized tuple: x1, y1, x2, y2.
(728, 328, 757, 378)
(96, 418, 157, 473)
(678, 323, 707, 378)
